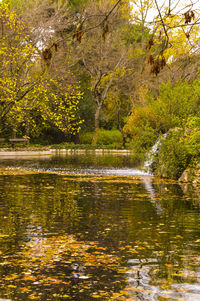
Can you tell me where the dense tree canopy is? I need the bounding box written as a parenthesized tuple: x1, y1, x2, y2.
(0, 2, 83, 140)
(0, 0, 199, 151)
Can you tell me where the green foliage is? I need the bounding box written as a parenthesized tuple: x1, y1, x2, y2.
(80, 129, 123, 148)
(124, 77, 200, 178)
(184, 115, 200, 129)
(69, 0, 89, 9)
(79, 132, 93, 144)
(154, 130, 190, 179)
(154, 122, 200, 179)
(122, 23, 150, 45)
(125, 78, 200, 155)
(1, 0, 200, 152)
(127, 124, 157, 159)
(183, 116, 200, 157)
(0, 2, 83, 143)
(75, 71, 95, 132)
(154, 80, 200, 129)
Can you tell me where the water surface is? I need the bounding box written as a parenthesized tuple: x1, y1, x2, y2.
(0, 153, 199, 300)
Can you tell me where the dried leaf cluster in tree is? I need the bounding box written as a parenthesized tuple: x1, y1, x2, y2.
(102, 20, 109, 41)
(146, 37, 154, 50)
(184, 10, 195, 24)
(73, 23, 84, 43)
(42, 48, 52, 67)
(42, 43, 58, 67)
(148, 55, 166, 76)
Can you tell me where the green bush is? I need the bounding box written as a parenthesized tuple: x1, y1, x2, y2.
(124, 78, 200, 160)
(97, 129, 122, 146)
(80, 129, 123, 148)
(184, 116, 200, 157)
(184, 131, 200, 157)
(128, 124, 157, 160)
(79, 132, 93, 144)
(155, 130, 193, 179)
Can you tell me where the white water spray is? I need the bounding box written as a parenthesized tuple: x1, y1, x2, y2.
(143, 133, 167, 173)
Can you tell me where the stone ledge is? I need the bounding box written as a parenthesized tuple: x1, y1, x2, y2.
(0, 149, 131, 157)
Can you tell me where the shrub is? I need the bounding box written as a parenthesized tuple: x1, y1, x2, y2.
(155, 130, 192, 179)
(128, 124, 157, 160)
(184, 116, 200, 157)
(80, 129, 123, 148)
(124, 79, 200, 159)
(97, 129, 122, 146)
(79, 132, 93, 144)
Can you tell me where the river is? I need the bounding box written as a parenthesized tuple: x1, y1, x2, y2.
(0, 153, 199, 300)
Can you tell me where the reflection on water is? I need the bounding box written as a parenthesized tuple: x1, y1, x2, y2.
(0, 153, 199, 300)
(0, 153, 151, 177)
(0, 153, 147, 175)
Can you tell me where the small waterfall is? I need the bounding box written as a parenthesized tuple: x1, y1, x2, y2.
(143, 133, 167, 173)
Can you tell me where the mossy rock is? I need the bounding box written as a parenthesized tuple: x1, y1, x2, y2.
(179, 162, 200, 183)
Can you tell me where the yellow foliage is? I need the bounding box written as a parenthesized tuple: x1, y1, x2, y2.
(0, 3, 83, 136)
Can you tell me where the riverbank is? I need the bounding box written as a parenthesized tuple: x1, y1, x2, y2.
(0, 148, 131, 157)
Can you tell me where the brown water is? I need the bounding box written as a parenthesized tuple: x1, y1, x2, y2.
(0, 154, 199, 300)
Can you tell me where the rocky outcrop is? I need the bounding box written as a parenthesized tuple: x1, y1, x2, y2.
(179, 162, 200, 183)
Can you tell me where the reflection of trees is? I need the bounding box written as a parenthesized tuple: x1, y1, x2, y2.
(55, 153, 134, 169)
(0, 174, 81, 251)
(77, 180, 131, 249)
(180, 182, 200, 208)
(122, 179, 200, 300)
(0, 172, 129, 300)
(0, 173, 200, 300)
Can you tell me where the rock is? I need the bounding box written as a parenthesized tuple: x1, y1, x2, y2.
(179, 162, 200, 183)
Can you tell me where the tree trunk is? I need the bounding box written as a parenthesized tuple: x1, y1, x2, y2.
(25, 118, 30, 144)
(12, 127, 16, 139)
(117, 111, 126, 148)
(92, 103, 102, 146)
(121, 130, 126, 149)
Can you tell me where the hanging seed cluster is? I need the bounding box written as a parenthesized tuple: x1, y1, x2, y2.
(73, 23, 84, 43)
(184, 10, 195, 24)
(147, 55, 166, 76)
(42, 43, 58, 67)
(146, 38, 154, 50)
(101, 20, 109, 41)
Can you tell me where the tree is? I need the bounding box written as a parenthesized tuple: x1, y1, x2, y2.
(0, 2, 82, 140)
(141, 0, 200, 75)
(0, 3, 37, 135)
(9, 0, 132, 144)
(68, 0, 133, 145)
(4, 0, 199, 146)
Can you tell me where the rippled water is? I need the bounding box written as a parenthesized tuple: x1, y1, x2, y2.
(0, 152, 147, 175)
(0, 153, 200, 300)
